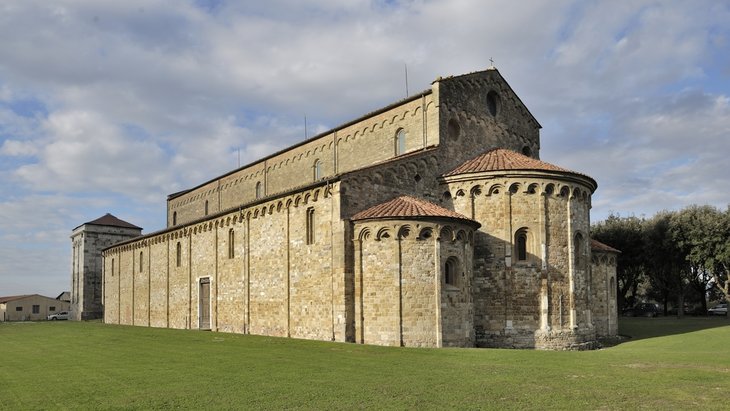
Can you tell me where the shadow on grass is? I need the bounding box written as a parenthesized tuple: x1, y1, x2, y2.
(617, 315, 729, 341)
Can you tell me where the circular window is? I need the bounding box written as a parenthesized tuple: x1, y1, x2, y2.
(487, 91, 500, 116)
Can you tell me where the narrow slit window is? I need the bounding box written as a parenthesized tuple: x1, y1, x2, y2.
(139, 251, 144, 272)
(228, 229, 235, 259)
(176, 242, 182, 267)
(313, 159, 322, 181)
(306, 207, 315, 245)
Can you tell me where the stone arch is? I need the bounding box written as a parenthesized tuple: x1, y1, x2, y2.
(470, 185, 482, 197)
(439, 226, 454, 242)
(376, 227, 391, 241)
(544, 183, 555, 196)
(509, 182, 520, 194)
(397, 225, 412, 239)
(358, 227, 372, 241)
(455, 229, 467, 242)
(527, 183, 539, 194)
(559, 186, 570, 198)
(488, 184, 504, 196)
(312, 189, 320, 202)
(419, 227, 434, 240)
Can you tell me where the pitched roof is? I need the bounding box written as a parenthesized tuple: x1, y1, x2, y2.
(591, 239, 621, 253)
(83, 213, 142, 230)
(0, 294, 33, 304)
(351, 195, 478, 227)
(444, 148, 574, 176)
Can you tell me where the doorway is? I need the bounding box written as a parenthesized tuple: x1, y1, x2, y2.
(199, 277, 211, 330)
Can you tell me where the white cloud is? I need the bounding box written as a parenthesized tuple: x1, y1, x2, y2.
(0, 0, 729, 294)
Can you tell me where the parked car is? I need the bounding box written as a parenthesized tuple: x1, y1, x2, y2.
(622, 303, 660, 317)
(707, 303, 728, 316)
(47, 311, 69, 320)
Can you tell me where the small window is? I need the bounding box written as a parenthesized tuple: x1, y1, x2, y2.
(205, 200, 209, 216)
(487, 90, 500, 116)
(255, 181, 262, 199)
(306, 207, 315, 245)
(574, 233, 585, 267)
(16, 306, 22, 312)
(32, 305, 40, 314)
(515, 228, 528, 261)
(111, 258, 115, 277)
(228, 229, 235, 259)
(395, 129, 406, 155)
(172, 211, 177, 226)
(139, 251, 144, 272)
(522, 146, 532, 157)
(49, 306, 55, 312)
(445, 257, 459, 287)
(176, 242, 182, 267)
(313, 159, 322, 181)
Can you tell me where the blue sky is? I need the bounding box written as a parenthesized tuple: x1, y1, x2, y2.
(1, 0, 729, 297)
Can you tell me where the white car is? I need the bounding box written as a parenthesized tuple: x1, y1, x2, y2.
(47, 311, 69, 320)
(707, 304, 727, 316)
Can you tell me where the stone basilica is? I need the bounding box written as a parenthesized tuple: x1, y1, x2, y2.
(98, 67, 618, 349)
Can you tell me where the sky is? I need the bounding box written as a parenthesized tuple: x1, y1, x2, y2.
(1, 0, 729, 297)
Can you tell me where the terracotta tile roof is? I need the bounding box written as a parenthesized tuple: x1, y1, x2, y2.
(84, 213, 142, 230)
(0, 294, 33, 304)
(351, 195, 478, 226)
(591, 239, 621, 253)
(444, 148, 574, 176)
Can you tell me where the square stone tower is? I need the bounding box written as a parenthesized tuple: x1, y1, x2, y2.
(70, 214, 141, 320)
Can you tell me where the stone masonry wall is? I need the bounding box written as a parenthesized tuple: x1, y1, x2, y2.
(71, 224, 140, 321)
(104, 183, 339, 342)
(168, 93, 437, 228)
(444, 173, 595, 348)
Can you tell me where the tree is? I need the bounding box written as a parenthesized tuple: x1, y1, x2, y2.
(592, 214, 646, 311)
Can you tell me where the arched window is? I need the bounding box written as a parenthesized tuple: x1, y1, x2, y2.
(255, 181, 262, 199)
(139, 251, 144, 272)
(574, 233, 585, 268)
(445, 257, 459, 287)
(205, 200, 209, 216)
(522, 145, 532, 157)
(395, 129, 406, 155)
(172, 211, 177, 226)
(515, 228, 528, 261)
(228, 229, 235, 259)
(176, 242, 181, 267)
(486, 90, 500, 116)
(610, 276, 616, 298)
(313, 159, 322, 181)
(306, 207, 315, 245)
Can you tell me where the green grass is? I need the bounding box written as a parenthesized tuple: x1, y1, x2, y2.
(1, 317, 728, 410)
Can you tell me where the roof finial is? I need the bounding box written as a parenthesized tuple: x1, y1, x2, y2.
(488, 57, 496, 70)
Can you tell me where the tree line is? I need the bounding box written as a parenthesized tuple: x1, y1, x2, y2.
(591, 204, 730, 316)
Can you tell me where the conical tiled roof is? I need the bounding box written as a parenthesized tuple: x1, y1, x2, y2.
(591, 239, 621, 253)
(351, 195, 478, 226)
(84, 213, 142, 230)
(444, 148, 573, 176)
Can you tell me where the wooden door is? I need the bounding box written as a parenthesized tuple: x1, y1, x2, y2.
(199, 278, 211, 330)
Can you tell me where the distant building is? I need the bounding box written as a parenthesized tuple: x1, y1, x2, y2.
(0, 294, 70, 321)
(101, 67, 619, 349)
(70, 214, 142, 320)
(56, 291, 71, 302)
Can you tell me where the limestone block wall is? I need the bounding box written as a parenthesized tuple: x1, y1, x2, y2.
(353, 220, 475, 348)
(167, 91, 438, 228)
(591, 251, 618, 337)
(71, 224, 141, 321)
(437, 70, 541, 174)
(104, 183, 342, 342)
(444, 173, 595, 348)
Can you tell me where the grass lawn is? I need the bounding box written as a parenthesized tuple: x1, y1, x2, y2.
(1, 317, 728, 410)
